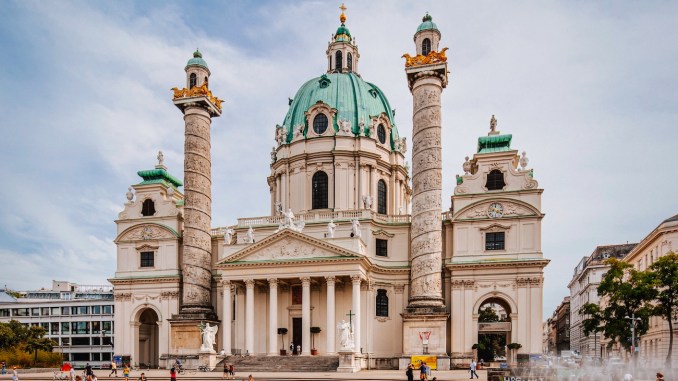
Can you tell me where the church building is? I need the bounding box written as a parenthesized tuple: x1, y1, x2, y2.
(109, 9, 547, 371)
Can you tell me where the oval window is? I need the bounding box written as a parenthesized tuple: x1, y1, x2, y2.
(313, 114, 329, 135)
(377, 124, 386, 144)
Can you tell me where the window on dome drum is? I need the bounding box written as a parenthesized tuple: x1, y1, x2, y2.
(312, 171, 329, 209)
(485, 232, 505, 251)
(377, 123, 386, 144)
(376, 289, 388, 317)
(376, 239, 388, 257)
(377, 180, 387, 214)
(204, 76, 208, 88)
(422, 38, 431, 56)
(485, 169, 506, 190)
(140, 251, 154, 268)
(313, 113, 329, 134)
(141, 199, 156, 216)
(347, 52, 353, 72)
(335, 50, 343, 72)
(189, 73, 197, 88)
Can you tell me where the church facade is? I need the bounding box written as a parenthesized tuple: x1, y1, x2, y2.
(109, 10, 547, 370)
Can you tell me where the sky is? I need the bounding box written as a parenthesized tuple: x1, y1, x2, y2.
(0, 0, 677, 320)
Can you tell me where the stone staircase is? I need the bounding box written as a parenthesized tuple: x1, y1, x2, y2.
(216, 355, 339, 372)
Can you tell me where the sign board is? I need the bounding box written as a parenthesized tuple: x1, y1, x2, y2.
(410, 355, 437, 370)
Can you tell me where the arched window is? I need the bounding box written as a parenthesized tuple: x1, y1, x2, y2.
(377, 180, 387, 214)
(204, 77, 208, 88)
(312, 171, 328, 209)
(313, 113, 328, 135)
(376, 289, 388, 317)
(485, 169, 506, 191)
(347, 52, 353, 72)
(189, 73, 197, 88)
(377, 124, 386, 144)
(422, 38, 431, 56)
(141, 199, 156, 216)
(335, 51, 343, 72)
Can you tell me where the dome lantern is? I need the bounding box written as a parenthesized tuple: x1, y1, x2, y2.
(326, 3, 359, 74)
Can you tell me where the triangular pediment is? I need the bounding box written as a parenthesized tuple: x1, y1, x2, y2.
(217, 229, 362, 265)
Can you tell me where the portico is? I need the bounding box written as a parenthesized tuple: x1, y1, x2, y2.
(215, 229, 369, 356)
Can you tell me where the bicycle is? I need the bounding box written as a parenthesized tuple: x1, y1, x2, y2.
(198, 365, 210, 372)
(53, 371, 69, 381)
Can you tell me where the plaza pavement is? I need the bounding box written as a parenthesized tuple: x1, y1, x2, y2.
(0, 368, 487, 381)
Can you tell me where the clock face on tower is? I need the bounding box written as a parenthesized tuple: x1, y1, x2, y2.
(487, 202, 504, 218)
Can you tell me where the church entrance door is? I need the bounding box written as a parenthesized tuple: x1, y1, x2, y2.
(292, 318, 302, 354)
(137, 308, 159, 368)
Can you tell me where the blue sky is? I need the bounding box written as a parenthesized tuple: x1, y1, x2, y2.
(0, 1, 677, 320)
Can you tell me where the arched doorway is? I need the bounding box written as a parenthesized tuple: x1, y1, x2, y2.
(137, 308, 159, 368)
(476, 298, 512, 363)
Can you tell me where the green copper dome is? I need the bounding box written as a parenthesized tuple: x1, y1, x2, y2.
(186, 49, 208, 70)
(281, 72, 400, 150)
(416, 13, 438, 33)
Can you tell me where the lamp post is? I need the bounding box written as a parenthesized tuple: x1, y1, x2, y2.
(624, 313, 641, 369)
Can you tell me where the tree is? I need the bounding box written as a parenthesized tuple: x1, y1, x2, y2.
(647, 252, 678, 367)
(310, 327, 322, 351)
(581, 259, 656, 358)
(277, 328, 288, 351)
(478, 307, 499, 323)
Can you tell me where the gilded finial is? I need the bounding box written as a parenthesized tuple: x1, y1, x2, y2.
(339, 3, 347, 24)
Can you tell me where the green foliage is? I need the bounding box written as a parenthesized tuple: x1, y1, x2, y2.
(0, 320, 57, 366)
(0, 347, 61, 368)
(647, 252, 678, 366)
(277, 327, 288, 350)
(478, 307, 500, 323)
(580, 258, 656, 351)
(477, 334, 505, 362)
(507, 342, 522, 350)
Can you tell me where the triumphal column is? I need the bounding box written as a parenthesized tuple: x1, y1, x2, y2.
(401, 14, 450, 367)
(169, 50, 223, 354)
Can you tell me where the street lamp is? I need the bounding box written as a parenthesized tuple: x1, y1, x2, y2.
(624, 314, 641, 368)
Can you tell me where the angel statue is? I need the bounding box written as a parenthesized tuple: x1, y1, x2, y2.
(199, 322, 218, 353)
(327, 220, 337, 238)
(351, 219, 361, 239)
(337, 320, 354, 351)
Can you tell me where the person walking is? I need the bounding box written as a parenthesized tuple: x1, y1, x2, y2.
(85, 363, 93, 381)
(1, 361, 6, 375)
(122, 365, 130, 381)
(70, 366, 76, 381)
(470, 359, 479, 379)
(170, 367, 176, 381)
(12, 366, 18, 381)
(229, 364, 234, 378)
(109, 361, 118, 377)
(406, 363, 414, 381)
(419, 361, 427, 381)
(222, 363, 229, 379)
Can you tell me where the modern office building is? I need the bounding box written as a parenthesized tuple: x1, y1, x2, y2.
(0, 281, 114, 367)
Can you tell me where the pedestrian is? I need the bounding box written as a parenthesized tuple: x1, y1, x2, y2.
(470, 359, 479, 379)
(137, 372, 147, 381)
(91, 373, 98, 381)
(110, 360, 118, 377)
(656, 373, 664, 381)
(623, 372, 633, 381)
(223, 363, 229, 379)
(1, 361, 5, 375)
(85, 363, 93, 381)
(70, 366, 76, 381)
(419, 361, 427, 381)
(122, 365, 130, 381)
(12, 366, 18, 381)
(229, 364, 234, 378)
(247, 375, 254, 381)
(406, 363, 414, 381)
(170, 367, 176, 381)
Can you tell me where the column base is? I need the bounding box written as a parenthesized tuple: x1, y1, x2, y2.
(401, 310, 449, 357)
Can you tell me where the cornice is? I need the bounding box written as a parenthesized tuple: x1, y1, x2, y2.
(445, 258, 549, 270)
(108, 275, 181, 285)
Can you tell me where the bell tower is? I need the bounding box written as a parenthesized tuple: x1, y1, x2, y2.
(401, 13, 450, 366)
(169, 50, 224, 353)
(326, 4, 360, 74)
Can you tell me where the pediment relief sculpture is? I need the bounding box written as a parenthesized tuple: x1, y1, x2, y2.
(456, 200, 538, 220)
(116, 224, 177, 242)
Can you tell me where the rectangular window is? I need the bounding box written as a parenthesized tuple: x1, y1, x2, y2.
(51, 307, 60, 316)
(40, 322, 49, 332)
(102, 305, 113, 315)
(61, 337, 70, 346)
(71, 337, 90, 346)
(92, 321, 101, 334)
(91, 337, 100, 346)
(71, 307, 78, 315)
(31, 308, 40, 316)
(78, 306, 89, 315)
(74, 322, 90, 334)
(12, 308, 29, 316)
(41, 307, 50, 316)
(61, 322, 70, 334)
(61, 307, 70, 315)
(102, 336, 113, 346)
(92, 305, 101, 315)
(102, 321, 112, 334)
(376, 239, 388, 257)
(140, 251, 154, 268)
(101, 353, 111, 361)
(292, 286, 302, 305)
(0, 309, 9, 317)
(72, 353, 90, 362)
(485, 232, 505, 251)
(51, 322, 59, 335)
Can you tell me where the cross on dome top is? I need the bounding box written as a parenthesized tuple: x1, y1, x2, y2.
(339, 3, 347, 24)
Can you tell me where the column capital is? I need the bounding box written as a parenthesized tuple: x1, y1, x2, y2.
(244, 279, 255, 288)
(268, 278, 278, 287)
(301, 277, 311, 287)
(325, 275, 336, 286)
(350, 274, 362, 284)
(221, 279, 231, 287)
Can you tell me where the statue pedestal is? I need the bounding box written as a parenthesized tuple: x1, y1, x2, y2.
(336, 351, 360, 373)
(198, 350, 218, 371)
(401, 309, 449, 370)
